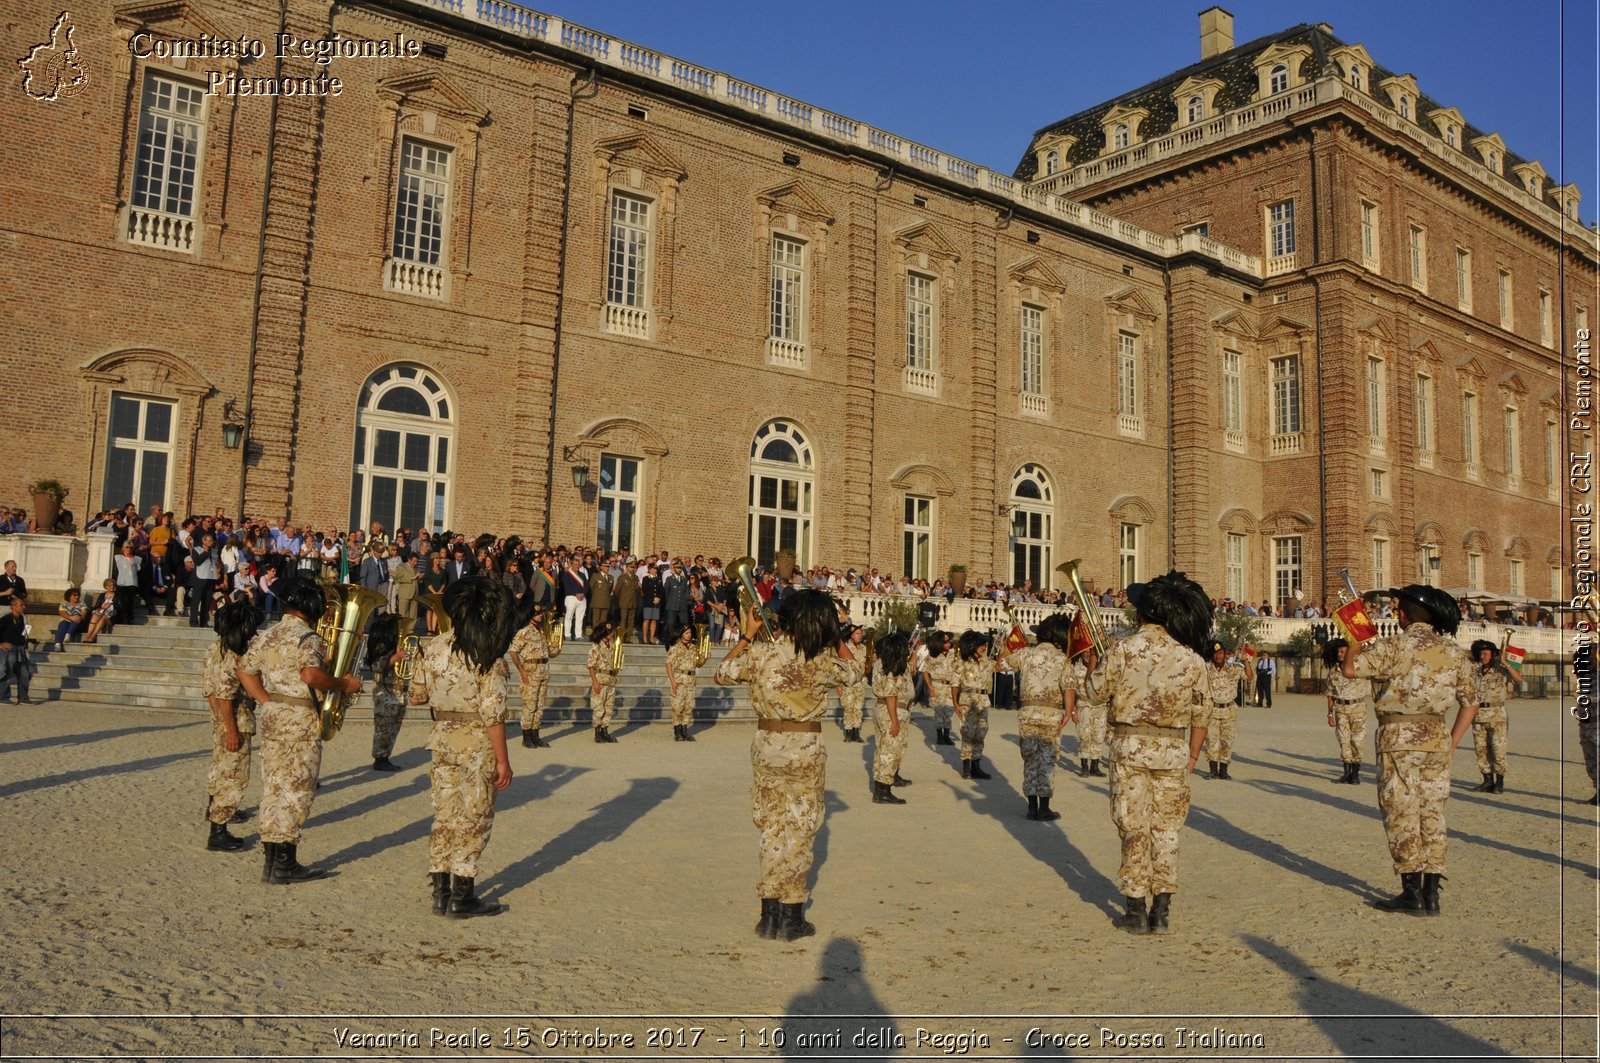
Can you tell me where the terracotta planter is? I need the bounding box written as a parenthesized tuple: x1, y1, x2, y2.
(33, 491, 60, 533)
(948, 571, 967, 597)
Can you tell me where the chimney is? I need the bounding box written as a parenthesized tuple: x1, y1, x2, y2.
(1200, 6, 1234, 60)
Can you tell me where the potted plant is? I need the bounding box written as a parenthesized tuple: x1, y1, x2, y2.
(1282, 628, 1319, 693)
(946, 563, 968, 599)
(29, 479, 67, 533)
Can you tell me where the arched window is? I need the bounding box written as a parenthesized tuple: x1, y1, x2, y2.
(1187, 96, 1204, 124)
(1009, 464, 1054, 590)
(748, 419, 814, 568)
(350, 364, 454, 534)
(1486, 149, 1499, 173)
(1044, 149, 1059, 175)
(1445, 125, 1457, 149)
(1269, 65, 1288, 95)
(1112, 123, 1130, 150)
(1398, 96, 1411, 120)
(1348, 64, 1362, 90)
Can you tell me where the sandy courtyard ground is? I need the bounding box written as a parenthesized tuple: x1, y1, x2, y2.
(0, 692, 1595, 1061)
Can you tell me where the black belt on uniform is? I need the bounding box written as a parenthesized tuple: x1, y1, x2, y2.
(1112, 723, 1185, 737)
(1333, 696, 1366, 705)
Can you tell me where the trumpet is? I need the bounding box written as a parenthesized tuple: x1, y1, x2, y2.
(1335, 567, 1361, 605)
(727, 556, 778, 642)
(313, 582, 388, 741)
(693, 622, 712, 667)
(610, 627, 625, 672)
(1057, 559, 1108, 660)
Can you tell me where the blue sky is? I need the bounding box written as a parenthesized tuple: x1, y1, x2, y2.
(544, 0, 1598, 225)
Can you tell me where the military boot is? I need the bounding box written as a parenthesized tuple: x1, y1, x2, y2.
(1493, 773, 1505, 794)
(1217, 761, 1232, 780)
(530, 729, 547, 748)
(270, 842, 328, 885)
(968, 758, 992, 780)
(206, 821, 245, 852)
(1373, 872, 1426, 913)
(1037, 795, 1062, 821)
(1080, 757, 1091, 775)
(1349, 763, 1360, 785)
(261, 842, 278, 882)
(681, 725, 695, 742)
(755, 898, 781, 939)
(430, 872, 451, 917)
(872, 781, 906, 805)
(1420, 873, 1444, 915)
(1476, 772, 1495, 792)
(1336, 762, 1352, 783)
(1089, 760, 1105, 777)
(521, 732, 535, 748)
(1026, 795, 1040, 820)
(1148, 893, 1172, 934)
(960, 759, 973, 779)
(594, 728, 605, 744)
(892, 773, 912, 787)
(448, 876, 505, 918)
(673, 725, 684, 742)
(1117, 896, 1149, 934)
(777, 902, 815, 941)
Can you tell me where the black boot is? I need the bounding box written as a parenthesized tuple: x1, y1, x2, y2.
(969, 758, 992, 780)
(961, 759, 973, 779)
(448, 875, 505, 918)
(673, 724, 684, 742)
(938, 728, 954, 746)
(261, 842, 278, 882)
(1476, 772, 1494, 792)
(1080, 757, 1091, 775)
(602, 727, 618, 743)
(1026, 795, 1040, 820)
(521, 732, 535, 748)
(372, 757, 399, 772)
(530, 729, 547, 748)
(1089, 760, 1105, 777)
(595, 728, 605, 744)
(1373, 872, 1426, 913)
(430, 872, 451, 917)
(1336, 762, 1351, 783)
(1493, 773, 1505, 794)
(206, 821, 244, 852)
(1117, 896, 1149, 933)
(1037, 795, 1061, 821)
(755, 898, 781, 939)
(777, 902, 815, 941)
(892, 773, 911, 787)
(1218, 761, 1232, 780)
(872, 781, 906, 805)
(681, 724, 695, 742)
(1349, 763, 1360, 785)
(1420, 873, 1444, 916)
(1208, 759, 1219, 778)
(270, 842, 327, 885)
(1149, 892, 1172, 934)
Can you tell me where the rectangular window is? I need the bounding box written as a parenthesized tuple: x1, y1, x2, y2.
(1225, 532, 1247, 602)
(1467, 552, 1482, 591)
(1119, 523, 1140, 589)
(1498, 269, 1513, 329)
(1372, 537, 1389, 590)
(1020, 305, 1045, 396)
(128, 74, 206, 251)
(1222, 349, 1243, 432)
(1462, 392, 1478, 470)
(902, 496, 933, 580)
(1408, 225, 1427, 290)
(1271, 355, 1301, 436)
(596, 454, 641, 554)
(1268, 200, 1296, 258)
(1547, 419, 1559, 494)
(1371, 468, 1387, 498)
(1273, 536, 1303, 611)
(906, 273, 935, 370)
(1540, 289, 1553, 347)
(1366, 357, 1386, 441)
(103, 393, 175, 514)
(1360, 201, 1379, 270)
(1456, 247, 1472, 311)
(1509, 559, 1524, 597)
(1419, 544, 1440, 586)
(769, 235, 805, 343)
(1182, 221, 1210, 238)
(392, 139, 450, 267)
(1415, 374, 1433, 454)
(607, 193, 651, 309)
(1117, 332, 1138, 417)
(1503, 406, 1519, 481)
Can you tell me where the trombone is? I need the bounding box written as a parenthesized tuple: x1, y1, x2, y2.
(727, 556, 778, 642)
(1057, 558, 1109, 660)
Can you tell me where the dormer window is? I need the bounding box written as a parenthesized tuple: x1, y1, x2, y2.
(1187, 96, 1204, 124)
(1044, 150, 1059, 176)
(1348, 64, 1362, 90)
(1112, 124, 1129, 150)
(1445, 125, 1457, 149)
(1529, 177, 1542, 198)
(1399, 97, 1411, 119)
(1269, 65, 1288, 94)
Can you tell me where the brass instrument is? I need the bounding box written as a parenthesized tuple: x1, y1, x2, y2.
(313, 583, 388, 741)
(542, 607, 563, 656)
(397, 591, 452, 683)
(393, 615, 423, 682)
(610, 627, 625, 672)
(693, 622, 712, 668)
(418, 590, 448, 635)
(1335, 567, 1361, 606)
(1057, 558, 1109, 660)
(727, 555, 778, 642)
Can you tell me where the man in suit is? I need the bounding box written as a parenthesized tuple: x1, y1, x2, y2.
(392, 550, 419, 629)
(662, 560, 690, 643)
(445, 546, 474, 586)
(560, 558, 588, 642)
(357, 542, 391, 613)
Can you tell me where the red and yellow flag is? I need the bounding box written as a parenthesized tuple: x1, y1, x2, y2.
(1005, 624, 1030, 654)
(1334, 598, 1380, 644)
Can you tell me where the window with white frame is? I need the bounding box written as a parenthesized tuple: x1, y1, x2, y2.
(1408, 224, 1427, 289)
(906, 272, 937, 374)
(597, 454, 641, 555)
(1269, 65, 1289, 94)
(1182, 221, 1210, 238)
(1360, 201, 1380, 270)
(1119, 523, 1140, 589)
(605, 192, 651, 336)
(1187, 96, 1204, 124)
(1225, 532, 1247, 601)
(1112, 123, 1130, 150)
(1420, 544, 1441, 586)
(128, 74, 206, 252)
(1498, 269, 1513, 329)
(1399, 96, 1411, 120)
(350, 365, 454, 534)
(1271, 355, 1302, 437)
(1462, 391, 1479, 471)
(1020, 304, 1045, 403)
(1366, 356, 1386, 443)
(1415, 373, 1433, 455)
(1222, 349, 1243, 433)
(1509, 558, 1524, 596)
(902, 495, 933, 580)
(1372, 537, 1389, 589)
(769, 234, 806, 362)
(103, 393, 176, 514)
(1371, 468, 1387, 498)
(1273, 536, 1302, 611)
(387, 138, 451, 297)
(1117, 331, 1139, 422)
(1268, 200, 1296, 259)
(1455, 247, 1472, 311)
(1539, 289, 1553, 347)
(747, 420, 814, 569)
(1552, 566, 1563, 600)
(1504, 406, 1520, 482)
(1467, 551, 1482, 590)
(1445, 124, 1458, 149)
(1009, 465, 1053, 590)
(1486, 149, 1500, 173)
(1044, 149, 1059, 175)
(1348, 64, 1362, 90)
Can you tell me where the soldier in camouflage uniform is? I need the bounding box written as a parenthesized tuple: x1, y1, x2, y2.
(203, 599, 261, 852)
(923, 633, 957, 745)
(868, 631, 914, 804)
(836, 625, 869, 742)
(952, 631, 996, 779)
(666, 624, 702, 742)
(1468, 640, 1514, 793)
(1202, 640, 1251, 780)
(1069, 649, 1108, 777)
(367, 619, 406, 772)
(236, 578, 360, 885)
(1322, 638, 1371, 784)
(1004, 614, 1075, 821)
(411, 577, 517, 918)
(1345, 585, 1479, 915)
(510, 602, 556, 748)
(1096, 571, 1212, 934)
(714, 589, 860, 942)
(586, 621, 621, 743)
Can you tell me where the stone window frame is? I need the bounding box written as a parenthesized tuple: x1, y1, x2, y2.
(1359, 199, 1381, 272)
(570, 417, 672, 550)
(1217, 508, 1258, 603)
(1379, 74, 1419, 124)
(1455, 246, 1473, 312)
(591, 133, 688, 344)
(1099, 105, 1149, 156)
(1171, 75, 1224, 128)
(79, 348, 217, 517)
(1109, 495, 1156, 591)
(892, 223, 961, 398)
(754, 181, 834, 374)
(1006, 256, 1066, 420)
(1407, 223, 1428, 291)
(1253, 42, 1311, 99)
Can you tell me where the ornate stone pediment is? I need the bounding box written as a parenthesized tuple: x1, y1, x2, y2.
(1104, 286, 1158, 322)
(594, 133, 687, 183)
(889, 462, 956, 498)
(1209, 309, 1257, 340)
(1006, 256, 1065, 295)
(377, 72, 490, 125)
(81, 348, 213, 398)
(892, 221, 960, 265)
(755, 180, 833, 226)
(113, 0, 233, 41)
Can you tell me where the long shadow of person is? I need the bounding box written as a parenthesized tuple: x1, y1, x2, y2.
(782, 937, 896, 1059)
(1185, 805, 1380, 900)
(1244, 934, 1513, 1058)
(1503, 940, 1598, 986)
(811, 788, 850, 886)
(493, 775, 678, 892)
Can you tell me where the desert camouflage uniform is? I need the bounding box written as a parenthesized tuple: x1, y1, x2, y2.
(1070, 659, 1108, 764)
(587, 639, 619, 729)
(1353, 625, 1478, 874)
(1471, 667, 1513, 775)
(509, 622, 552, 732)
(203, 642, 255, 825)
(411, 632, 509, 878)
(955, 656, 995, 762)
(1009, 642, 1071, 798)
(1327, 670, 1372, 764)
(1099, 625, 1207, 898)
(371, 656, 407, 761)
(1203, 660, 1249, 764)
(715, 640, 860, 902)
(838, 663, 867, 733)
(926, 652, 957, 734)
(869, 663, 914, 786)
(666, 642, 699, 728)
(240, 616, 327, 845)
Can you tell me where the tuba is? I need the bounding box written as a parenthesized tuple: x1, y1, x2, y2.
(693, 621, 712, 668)
(314, 583, 388, 741)
(1057, 559, 1109, 660)
(727, 556, 778, 642)
(393, 615, 423, 682)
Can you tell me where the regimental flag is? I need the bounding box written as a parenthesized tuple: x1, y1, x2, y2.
(1067, 612, 1096, 660)
(1334, 597, 1380, 644)
(1504, 642, 1527, 677)
(1241, 643, 1258, 667)
(1005, 624, 1030, 654)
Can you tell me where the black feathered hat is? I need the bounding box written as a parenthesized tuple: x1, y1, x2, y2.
(443, 577, 516, 674)
(1321, 637, 1349, 669)
(1128, 570, 1214, 659)
(213, 598, 261, 657)
(1385, 585, 1462, 635)
(1032, 613, 1074, 653)
(1469, 639, 1498, 659)
(278, 577, 326, 622)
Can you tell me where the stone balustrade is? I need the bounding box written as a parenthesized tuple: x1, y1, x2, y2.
(0, 533, 115, 599)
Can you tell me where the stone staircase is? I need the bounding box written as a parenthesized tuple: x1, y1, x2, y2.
(23, 615, 760, 722)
